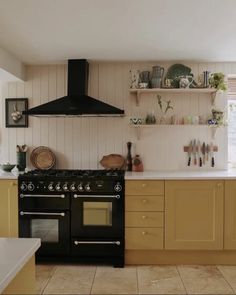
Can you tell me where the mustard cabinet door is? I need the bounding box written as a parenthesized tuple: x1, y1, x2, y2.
(0, 180, 18, 237)
(165, 180, 224, 250)
(225, 180, 236, 249)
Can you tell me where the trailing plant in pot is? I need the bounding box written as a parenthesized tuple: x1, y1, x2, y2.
(209, 72, 227, 91)
(157, 94, 174, 124)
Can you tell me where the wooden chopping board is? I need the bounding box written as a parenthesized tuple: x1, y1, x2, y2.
(100, 154, 125, 169)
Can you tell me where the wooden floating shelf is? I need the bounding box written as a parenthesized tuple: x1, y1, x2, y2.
(130, 124, 221, 140)
(129, 88, 217, 106)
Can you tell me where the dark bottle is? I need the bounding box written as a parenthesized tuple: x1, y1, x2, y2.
(126, 142, 133, 171)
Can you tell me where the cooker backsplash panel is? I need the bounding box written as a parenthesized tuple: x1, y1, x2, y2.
(0, 62, 234, 170)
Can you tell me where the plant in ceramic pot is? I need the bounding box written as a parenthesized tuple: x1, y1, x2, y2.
(209, 72, 227, 91)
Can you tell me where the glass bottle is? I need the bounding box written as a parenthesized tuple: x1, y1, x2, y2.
(126, 142, 132, 171)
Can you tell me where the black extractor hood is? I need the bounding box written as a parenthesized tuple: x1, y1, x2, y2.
(23, 59, 124, 117)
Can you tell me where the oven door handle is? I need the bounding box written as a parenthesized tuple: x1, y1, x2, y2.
(74, 240, 121, 246)
(73, 194, 120, 199)
(20, 211, 65, 217)
(20, 194, 65, 199)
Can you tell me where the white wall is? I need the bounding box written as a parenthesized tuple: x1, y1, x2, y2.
(0, 47, 25, 81)
(0, 62, 234, 170)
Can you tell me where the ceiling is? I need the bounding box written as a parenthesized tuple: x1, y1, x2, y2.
(0, 0, 236, 65)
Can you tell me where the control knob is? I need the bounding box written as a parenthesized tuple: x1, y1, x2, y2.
(85, 183, 91, 192)
(48, 182, 54, 191)
(77, 183, 84, 192)
(28, 182, 35, 192)
(55, 182, 61, 191)
(114, 183, 122, 192)
(63, 183, 69, 191)
(70, 183, 76, 192)
(20, 182, 27, 191)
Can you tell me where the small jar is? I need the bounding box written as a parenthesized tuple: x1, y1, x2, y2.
(132, 155, 144, 172)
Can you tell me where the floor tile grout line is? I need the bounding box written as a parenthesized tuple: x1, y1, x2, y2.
(216, 265, 236, 294)
(136, 266, 139, 295)
(176, 265, 188, 295)
(40, 265, 58, 295)
(89, 266, 97, 294)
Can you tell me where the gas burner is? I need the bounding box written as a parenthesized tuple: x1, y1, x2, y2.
(21, 169, 125, 178)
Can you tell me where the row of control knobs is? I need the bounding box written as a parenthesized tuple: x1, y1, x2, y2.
(20, 182, 122, 192)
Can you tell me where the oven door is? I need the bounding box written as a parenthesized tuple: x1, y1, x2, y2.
(71, 194, 124, 238)
(19, 210, 70, 256)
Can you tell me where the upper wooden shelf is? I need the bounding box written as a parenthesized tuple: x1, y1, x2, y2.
(129, 88, 217, 105)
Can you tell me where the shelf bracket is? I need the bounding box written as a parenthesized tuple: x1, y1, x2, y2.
(136, 126, 141, 140)
(211, 126, 218, 139)
(211, 91, 217, 106)
(136, 91, 141, 106)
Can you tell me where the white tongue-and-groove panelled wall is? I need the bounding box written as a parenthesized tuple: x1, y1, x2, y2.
(0, 62, 234, 170)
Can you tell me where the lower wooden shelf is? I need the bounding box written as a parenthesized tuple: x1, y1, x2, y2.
(130, 124, 222, 140)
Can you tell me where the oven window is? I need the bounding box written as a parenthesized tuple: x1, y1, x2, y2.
(31, 219, 59, 242)
(83, 202, 112, 226)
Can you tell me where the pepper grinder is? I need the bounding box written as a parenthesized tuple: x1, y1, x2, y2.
(126, 142, 133, 171)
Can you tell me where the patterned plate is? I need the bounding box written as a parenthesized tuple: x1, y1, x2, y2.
(30, 146, 56, 170)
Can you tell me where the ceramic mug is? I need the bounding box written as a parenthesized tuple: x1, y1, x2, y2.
(179, 76, 194, 88)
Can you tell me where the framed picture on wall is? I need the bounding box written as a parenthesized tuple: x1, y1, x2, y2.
(5, 98, 29, 128)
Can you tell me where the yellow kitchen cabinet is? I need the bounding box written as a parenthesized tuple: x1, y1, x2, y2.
(0, 180, 18, 237)
(225, 180, 236, 249)
(165, 180, 224, 250)
(125, 180, 164, 250)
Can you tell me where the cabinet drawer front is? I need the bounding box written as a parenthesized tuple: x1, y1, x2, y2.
(126, 180, 164, 195)
(126, 195, 164, 211)
(125, 212, 164, 227)
(125, 228, 163, 250)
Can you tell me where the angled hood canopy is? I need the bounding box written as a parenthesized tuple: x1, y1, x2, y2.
(23, 59, 124, 117)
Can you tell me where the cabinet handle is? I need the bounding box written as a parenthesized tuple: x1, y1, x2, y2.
(217, 183, 223, 188)
(142, 199, 147, 203)
(142, 231, 147, 235)
(10, 182, 17, 186)
(142, 183, 147, 188)
(142, 215, 147, 219)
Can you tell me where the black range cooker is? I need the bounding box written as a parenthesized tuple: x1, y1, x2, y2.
(18, 169, 125, 267)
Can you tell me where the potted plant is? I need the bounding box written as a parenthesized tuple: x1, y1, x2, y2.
(157, 95, 174, 124)
(209, 72, 227, 91)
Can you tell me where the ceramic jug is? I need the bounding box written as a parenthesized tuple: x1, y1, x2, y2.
(151, 66, 164, 88)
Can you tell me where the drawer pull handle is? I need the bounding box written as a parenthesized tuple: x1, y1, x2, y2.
(142, 231, 147, 235)
(142, 199, 147, 203)
(142, 215, 147, 219)
(10, 182, 17, 186)
(217, 183, 223, 188)
(142, 183, 147, 188)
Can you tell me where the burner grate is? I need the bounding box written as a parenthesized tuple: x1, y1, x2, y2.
(21, 169, 125, 178)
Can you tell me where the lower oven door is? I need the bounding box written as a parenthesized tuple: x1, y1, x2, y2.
(19, 210, 70, 256)
(71, 194, 124, 238)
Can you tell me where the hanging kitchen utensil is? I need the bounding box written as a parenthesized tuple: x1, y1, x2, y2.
(187, 140, 192, 166)
(192, 139, 197, 165)
(206, 144, 209, 162)
(197, 140, 202, 167)
(202, 142, 206, 165)
(210, 142, 215, 167)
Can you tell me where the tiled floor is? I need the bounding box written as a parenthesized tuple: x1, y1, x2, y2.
(36, 264, 236, 294)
